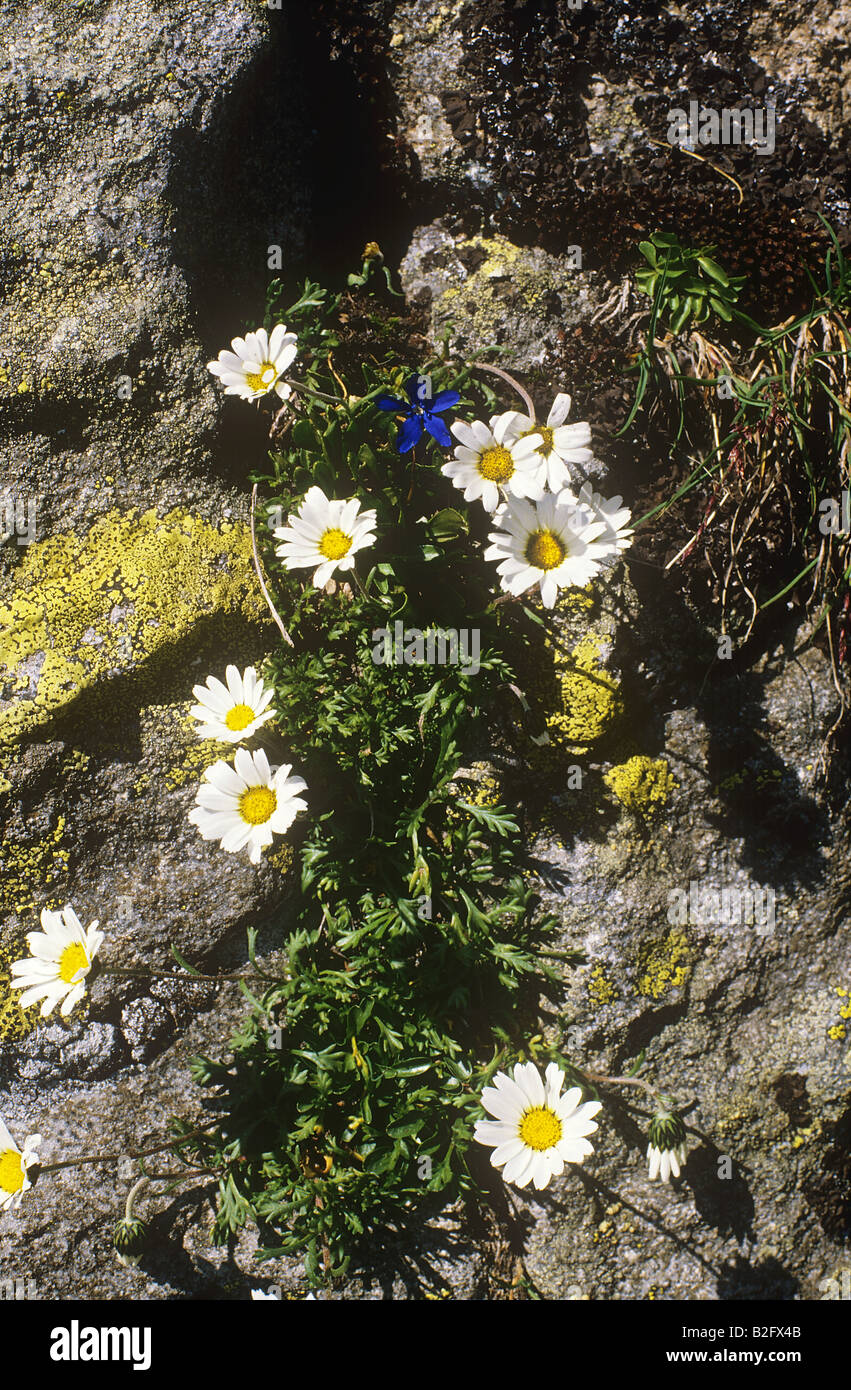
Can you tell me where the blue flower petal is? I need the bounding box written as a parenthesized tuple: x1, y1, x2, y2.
(423, 413, 453, 448)
(396, 415, 424, 452)
(430, 390, 461, 413)
(376, 394, 406, 412)
(404, 374, 426, 406)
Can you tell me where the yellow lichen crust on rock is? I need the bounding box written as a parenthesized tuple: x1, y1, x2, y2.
(604, 755, 678, 819)
(587, 962, 620, 1006)
(545, 632, 623, 748)
(0, 938, 42, 1042)
(827, 984, 851, 1042)
(0, 509, 267, 749)
(449, 760, 503, 808)
(436, 234, 590, 349)
(138, 702, 233, 792)
(635, 928, 693, 1000)
(0, 817, 69, 917)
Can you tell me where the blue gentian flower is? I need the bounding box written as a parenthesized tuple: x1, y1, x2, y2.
(376, 374, 460, 452)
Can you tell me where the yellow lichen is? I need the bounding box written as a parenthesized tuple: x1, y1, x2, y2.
(604, 756, 677, 819)
(0, 508, 267, 748)
(636, 928, 692, 1000)
(0, 938, 42, 1042)
(438, 234, 584, 348)
(266, 844, 295, 875)
(164, 723, 233, 791)
(545, 632, 623, 747)
(588, 963, 620, 1006)
(60, 748, 91, 777)
(461, 762, 502, 808)
(560, 585, 596, 611)
(790, 1120, 822, 1150)
(827, 984, 851, 1042)
(0, 817, 69, 917)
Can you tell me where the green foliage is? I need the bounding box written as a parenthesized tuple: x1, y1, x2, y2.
(636, 232, 745, 334)
(629, 218, 851, 653)
(193, 270, 565, 1283)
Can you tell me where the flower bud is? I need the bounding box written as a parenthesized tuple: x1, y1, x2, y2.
(113, 1216, 147, 1266)
(646, 1109, 688, 1182)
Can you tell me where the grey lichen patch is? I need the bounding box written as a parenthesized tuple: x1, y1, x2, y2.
(401, 225, 611, 370)
(391, 0, 482, 185)
(582, 76, 648, 157)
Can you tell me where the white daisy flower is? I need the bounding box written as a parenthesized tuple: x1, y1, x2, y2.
(443, 414, 546, 513)
(474, 1061, 602, 1190)
(484, 492, 612, 608)
(273, 486, 377, 588)
(0, 1118, 41, 1212)
(9, 904, 104, 1018)
(207, 324, 298, 402)
(251, 1288, 282, 1300)
(188, 747, 307, 866)
(565, 481, 633, 555)
(646, 1110, 688, 1183)
(190, 664, 275, 743)
(497, 393, 593, 492)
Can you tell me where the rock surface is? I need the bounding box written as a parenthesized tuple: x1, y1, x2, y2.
(0, 0, 848, 1301)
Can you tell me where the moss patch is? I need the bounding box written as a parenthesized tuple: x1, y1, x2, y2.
(0, 508, 267, 748)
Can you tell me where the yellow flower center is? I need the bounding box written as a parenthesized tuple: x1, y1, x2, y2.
(245, 362, 278, 393)
(518, 1106, 563, 1152)
(477, 445, 515, 483)
(224, 703, 256, 732)
(318, 528, 353, 561)
(525, 530, 566, 571)
(0, 1149, 25, 1195)
(58, 941, 89, 984)
(523, 424, 555, 456)
(535, 426, 555, 456)
(239, 785, 277, 826)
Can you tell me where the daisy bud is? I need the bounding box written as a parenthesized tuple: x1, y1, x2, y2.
(113, 1216, 147, 1266)
(646, 1108, 688, 1182)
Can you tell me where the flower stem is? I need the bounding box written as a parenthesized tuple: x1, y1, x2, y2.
(469, 360, 536, 421)
(280, 376, 342, 405)
(124, 1175, 147, 1223)
(251, 483, 295, 648)
(38, 1120, 223, 1174)
(582, 1070, 663, 1106)
(98, 964, 269, 984)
